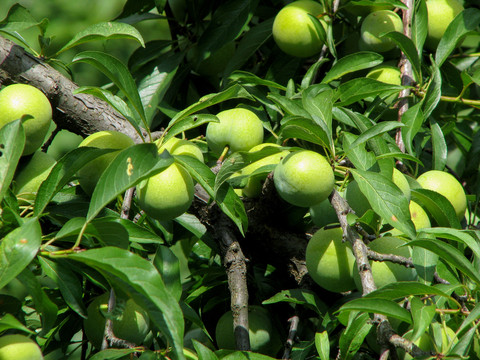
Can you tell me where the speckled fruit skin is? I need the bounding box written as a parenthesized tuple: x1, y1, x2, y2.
(215, 306, 280, 355)
(274, 150, 334, 208)
(354, 236, 416, 290)
(77, 131, 135, 195)
(425, 0, 464, 49)
(14, 151, 56, 204)
(0, 334, 43, 360)
(306, 227, 356, 293)
(206, 108, 264, 155)
(0, 84, 52, 155)
(137, 162, 194, 221)
(83, 293, 150, 349)
(360, 10, 403, 52)
(417, 170, 467, 220)
(272, 0, 326, 58)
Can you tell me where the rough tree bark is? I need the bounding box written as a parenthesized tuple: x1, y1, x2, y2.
(0, 35, 142, 142)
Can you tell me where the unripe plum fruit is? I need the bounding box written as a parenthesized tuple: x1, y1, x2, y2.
(157, 136, 204, 163)
(77, 131, 135, 195)
(0, 84, 52, 156)
(206, 108, 264, 155)
(14, 151, 56, 205)
(0, 334, 43, 360)
(272, 0, 327, 58)
(366, 65, 401, 85)
(360, 10, 403, 52)
(83, 293, 150, 349)
(274, 150, 334, 208)
(47, 129, 83, 160)
(305, 227, 356, 293)
(354, 236, 416, 290)
(425, 0, 464, 49)
(416, 170, 467, 220)
(309, 197, 339, 228)
(215, 306, 280, 355)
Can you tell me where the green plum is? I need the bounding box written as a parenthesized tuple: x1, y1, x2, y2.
(0, 334, 43, 360)
(360, 10, 403, 52)
(274, 150, 334, 208)
(0, 84, 52, 155)
(157, 136, 204, 162)
(206, 108, 264, 155)
(425, 0, 464, 49)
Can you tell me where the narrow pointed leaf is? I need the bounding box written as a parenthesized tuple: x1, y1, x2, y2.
(0, 119, 25, 204)
(87, 144, 173, 222)
(364, 281, 451, 300)
(422, 62, 441, 120)
(347, 121, 405, 150)
(336, 78, 404, 106)
(193, 340, 219, 360)
(68, 247, 185, 360)
(164, 114, 218, 142)
(315, 331, 330, 360)
(322, 51, 383, 84)
(0, 217, 41, 289)
(338, 298, 412, 323)
(410, 189, 461, 228)
(0, 4, 40, 31)
(382, 31, 421, 82)
(278, 117, 330, 149)
(0, 313, 35, 334)
(153, 246, 182, 301)
(262, 289, 327, 315)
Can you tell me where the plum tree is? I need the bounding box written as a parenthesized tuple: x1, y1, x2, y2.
(274, 150, 334, 208)
(215, 306, 281, 355)
(416, 170, 467, 220)
(360, 10, 403, 52)
(272, 0, 327, 58)
(305, 227, 356, 293)
(425, 0, 464, 49)
(0, 334, 43, 360)
(76, 131, 135, 195)
(354, 236, 416, 289)
(83, 293, 150, 349)
(14, 151, 56, 204)
(206, 108, 264, 156)
(0, 84, 52, 156)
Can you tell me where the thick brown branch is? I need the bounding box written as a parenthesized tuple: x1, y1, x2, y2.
(0, 35, 142, 141)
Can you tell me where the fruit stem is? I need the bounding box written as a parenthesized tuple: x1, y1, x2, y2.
(217, 145, 230, 164)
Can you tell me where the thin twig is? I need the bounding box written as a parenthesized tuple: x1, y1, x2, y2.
(282, 315, 300, 360)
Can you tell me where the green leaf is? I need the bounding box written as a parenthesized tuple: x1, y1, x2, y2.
(0, 313, 35, 334)
(401, 102, 425, 156)
(322, 51, 383, 84)
(418, 228, 480, 260)
(0, 119, 25, 204)
(412, 0, 428, 57)
(422, 61, 441, 120)
(338, 298, 412, 323)
(410, 297, 436, 342)
(430, 119, 447, 171)
(410, 189, 461, 229)
(0, 217, 42, 289)
(336, 78, 405, 106)
(262, 289, 327, 316)
(88, 219, 130, 249)
(456, 303, 480, 335)
(302, 86, 334, 150)
(412, 246, 438, 284)
(0, 4, 40, 32)
(38, 257, 87, 318)
(56, 21, 145, 55)
(34, 147, 114, 216)
(68, 247, 185, 360)
(350, 169, 415, 238)
(164, 114, 218, 143)
(115, 219, 164, 244)
(315, 331, 330, 360)
(408, 238, 480, 285)
(339, 312, 372, 360)
(174, 155, 247, 235)
(435, 8, 480, 67)
(17, 268, 58, 335)
(382, 32, 422, 82)
(87, 144, 173, 222)
(168, 84, 254, 125)
(229, 71, 287, 91)
(342, 132, 376, 171)
(153, 246, 182, 302)
(72, 51, 147, 127)
(89, 348, 139, 360)
(194, 340, 219, 360)
(278, 116, 331, 149)
(364, 281, 451, 300)
(346, 121, 405, 150)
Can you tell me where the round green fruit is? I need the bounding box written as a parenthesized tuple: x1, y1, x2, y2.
(47, 129, 83, 160)
(215, 306, 280, 355)
(0, 84, 52, 156)
(309, 197, 338, 228)
(157, 137, 204, 163)
(425, 0, 463, 49)
(137, 162, 194, 221)
(206, 108, 264, 155)
(0, 334, 43, 360)
(272, 0, 327, 58)
(274, 150, 334, 208)
(392, 168, 411, 201)
(77, 131, 135, 195)
(305, 227, 356, 293)
(360, 10, 403, 52)
(83, 293, 150, 349)
(14, 151, 56, 205)
(409, 200, 431, 230)
(416, 170, 467, 220)
(354, 236, 416, 290)
(345, 179, 370, 216)
(233, 143, 289, 198)
(366, 65, 401, 85)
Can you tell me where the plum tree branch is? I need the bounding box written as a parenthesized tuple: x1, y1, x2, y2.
(0, 35, 142, 142)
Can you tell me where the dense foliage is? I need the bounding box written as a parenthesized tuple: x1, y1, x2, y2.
(0, 0, 480, 359)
